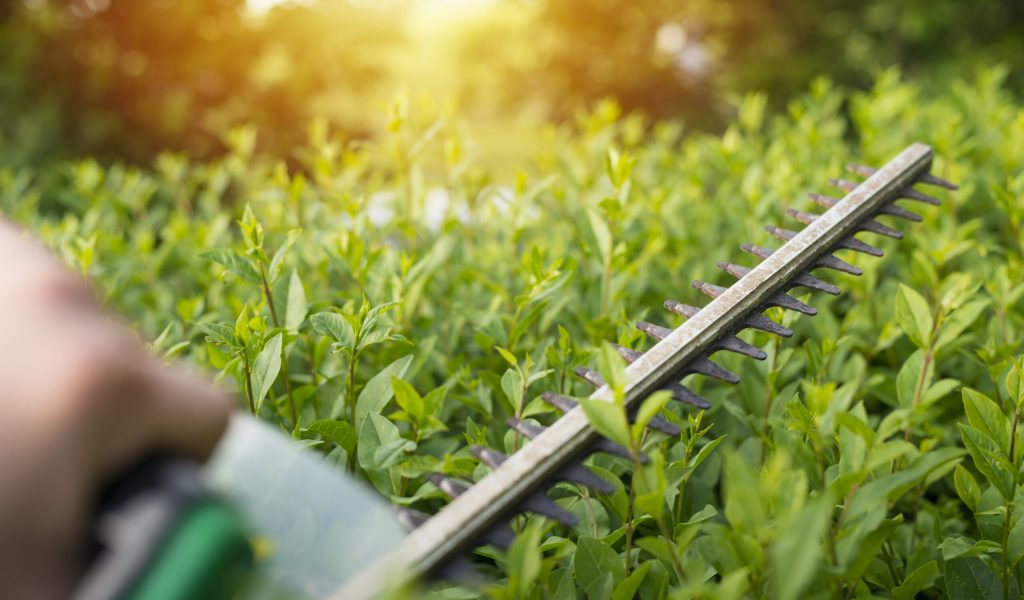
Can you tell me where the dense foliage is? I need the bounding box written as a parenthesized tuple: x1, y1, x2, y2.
(4, 69, 1024, 598)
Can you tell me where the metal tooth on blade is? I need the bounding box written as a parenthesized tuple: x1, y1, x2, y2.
(835, 235, 883, 257)
(591, 437, 639, 461)
(717, 261, 751, 279)
(508, 415, 643, 464)
(878, 202, 923, 222)
(542, 391, 578, 413)
(574, 366, 605, 388)
(740, 243, 774, 261)
(687, 356, 740, 384)
(692, 280, 727, 299)
(815, 253, 862, 276)
(436, 557, 484, 584)
(845, 163, 876, 179)
(829, 178, 858, 192)
(610, 343, 644, 363)
(714, 335, 767, 360)
(664, 299, 699, 318)
(765, 225, 798, 242)
(848, 162, 958, 190)
(467, 450, 579, 525)
(742, 241, 861, 276)
(917, 173, 958, 190)
(469, 448, 576, 525)
(859, 219, 903, 239)
(630, 325, 712, 407)
(636, 321, 674, 341)
(622, 325, 737, 380)
(788, 207, 893, 243)
(542, 391, 681, 435)
(557, 462, 615, 494)
(718, 258, 838, 297)
(521, 492, 578, 527)
(430, 474, 470, 498)
(832, 175, 935, 209)
(769, 225, 874, 258)
(785, 208, 819, 226)
(768, 292, 817, 315)
(667, 383, 711, 410)
(792, 272, 841, 295)
(899, 186, 941, 205)
(480, 523, 517, 549)
(744, 312, 793, 337)
(507, 417, 545, 439)
(396, 507, 431, 531)
(808, 192, 839, 209)
(471, 446, 508, 469)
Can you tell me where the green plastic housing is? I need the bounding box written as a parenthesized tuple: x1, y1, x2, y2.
(125, 499, 253, 600)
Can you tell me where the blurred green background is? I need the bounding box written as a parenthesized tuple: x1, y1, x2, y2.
(1, 0, 1022, 168)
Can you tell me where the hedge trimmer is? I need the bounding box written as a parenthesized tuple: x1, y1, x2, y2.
(77, 143, 955, 600)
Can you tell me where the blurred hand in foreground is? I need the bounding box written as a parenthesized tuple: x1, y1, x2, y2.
(0, 219, 233, 598)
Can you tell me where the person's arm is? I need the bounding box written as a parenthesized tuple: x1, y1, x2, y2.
(0, 219, 232, 598)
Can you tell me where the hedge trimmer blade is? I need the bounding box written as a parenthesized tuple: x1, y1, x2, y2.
(337, 143, 956, 599)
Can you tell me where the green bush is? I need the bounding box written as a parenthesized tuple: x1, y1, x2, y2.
(3, 68, 1024, 598)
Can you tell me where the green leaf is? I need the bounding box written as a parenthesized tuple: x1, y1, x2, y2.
(587, 209, 613, 267)
(612, 560, 651, 600)
(358, 414, 401, 494)
(959, 424, 1015, 499)
(284, 270, 308, 331)
(632, 390, 671, 442)
(945, 557, 1009, 600)
(1008, 356, 1024, 409)
(311, 311, 355, 349)
(962, 388, 1010, 453)
(573, 536, 624, 598)
(355, 354, 414, 426)
(495, 346, 518, 368)
(501, 368, 525, 414)
(392, 377, 425, 425)
(307, 419, 356, 455)
(251, 333, 283, 412)
(372, 438, 416, 469)
(895, 283, 934, 348)
(891, 560, 939, 600)
(895, 349, 929, 408)
(953, 464, 981, 512)
(579, 396, 631, 449)
(771, 495, 829, 600)
(933, 298, 989, 354)
(597, 342, 628, 393)
(199, 322, 236, 347)
(507, 520, 544, 598)
(1008, 517, 1024, 567)
(200, 248, 261, 283)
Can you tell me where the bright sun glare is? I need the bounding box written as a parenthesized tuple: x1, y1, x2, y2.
(247, 0, 496, 22)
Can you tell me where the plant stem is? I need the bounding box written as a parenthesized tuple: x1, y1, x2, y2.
(345, 345, 364, 471)
(657, 516, 687, 584)
(903, 349, 933, 443)
(578, 487, 600, 538)
(260, 264, 298, 427)
(760, 335, 782, 466)
(600, 258, 611, 316)
(241, 351, 255, 414)
(624, 469, 636, 577)
(1003, 403, 1021, 600)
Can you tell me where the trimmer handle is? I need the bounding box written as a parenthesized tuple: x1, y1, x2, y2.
(74, 457, 253, 600)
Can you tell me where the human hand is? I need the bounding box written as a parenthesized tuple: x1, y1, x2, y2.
(0, 219, 233, 598)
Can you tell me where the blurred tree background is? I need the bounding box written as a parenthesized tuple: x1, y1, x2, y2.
(0, 0, 1021, 166)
